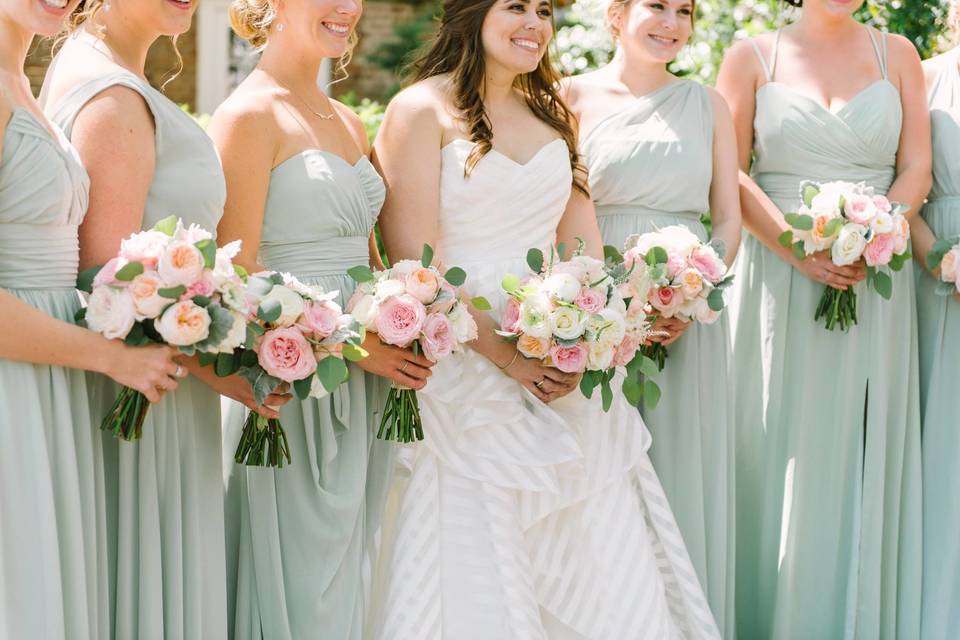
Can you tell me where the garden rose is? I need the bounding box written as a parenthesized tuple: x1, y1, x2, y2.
(688, 245, 726, 283)
(158, 241, 205, 287)
(574, 287, 607, 314)
(156, 300, 211, 346)
(375, 294, 426, 346)
(389, 259, 423, 278)
(940, 246, 960, 283)
(517, 334, 550, 359)
(892, 215, 911, 255)
(587, 342, 614, 371)
(864, 233, 895, 267)
(518, 294, 553, 338)
(299, 300, 341, 339)
(346, 288, 378, 330)
(501, 297, 522, 333)
(542, 273, 581, 303)
(679, 268, 704, 298)
(93, 257, 125, 288)
(843, 193, 877, 225)
(611, 335, 640, 368)
(650, 286, 682, 317)
(420, 313, 456, 362)
(805, 214, 840, 253)
(261, 283, 306, 327)
(549, 342, 588, 373)
(185, 274, 216, 299)
(120, 230, 168, 268)
(86, 286, 136, 340)
(405, 267, 441, 304)
(549, 306, 587, 341)
(129, 272, 169, 319)
(832, 224, 868, 266)
(258, 327, 317, 382)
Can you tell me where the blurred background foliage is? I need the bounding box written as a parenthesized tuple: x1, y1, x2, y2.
(354, 0, 951, 138)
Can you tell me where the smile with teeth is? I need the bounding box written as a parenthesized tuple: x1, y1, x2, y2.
(648, 34, 677, 44)
(323, 22, 350, 35)
(511, 38, 539, 52)
(41, 0, 68, 9)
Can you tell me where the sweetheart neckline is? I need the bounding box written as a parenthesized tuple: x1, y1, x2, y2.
(757, 79, 897, 117)
(440, 137, 566, 168)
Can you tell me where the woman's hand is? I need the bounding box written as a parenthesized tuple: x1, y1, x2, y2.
(502, 353, 580, 404)
(792, 251, 866, 290)
(646, 316, 692, 347)
(188, 361, 292, 418)
(355, 334, 435, 390)
(101, 343, 187, 403)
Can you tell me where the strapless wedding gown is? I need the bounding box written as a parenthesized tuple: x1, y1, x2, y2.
(367, 138, 719, 640)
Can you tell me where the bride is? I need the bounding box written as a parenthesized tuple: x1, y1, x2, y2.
(368, 0, 719, 637)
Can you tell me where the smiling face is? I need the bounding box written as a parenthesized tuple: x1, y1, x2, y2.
(1, 0, 83, 37)
(610, 0, 693, 64)
(274, 0, 361, 58)
(481, 0, 554, 77)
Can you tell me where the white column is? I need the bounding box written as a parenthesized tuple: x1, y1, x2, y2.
(196, 0, 233, 114)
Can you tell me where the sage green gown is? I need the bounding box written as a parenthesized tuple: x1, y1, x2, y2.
(581, 79, 734, 639)
(919, 48, 960, 640)
(47, 63, 228, 639)
(221, 150, 392, 640)
(732, 29, 922, 639)
(0, 108, 107, 639)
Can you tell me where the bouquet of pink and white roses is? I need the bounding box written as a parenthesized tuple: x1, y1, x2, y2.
(926, 235, 960, 298)
(499, 241, 662, 411)
(779, 181, 911, 331)
(78, 216, 249, 440)
(347, 245, 486, 443)
(621, 225, 733, 371)
(231, 271, 366, 467)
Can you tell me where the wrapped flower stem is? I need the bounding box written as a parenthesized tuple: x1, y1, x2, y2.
(234, 412, 291, 468)
(378, 386, 423, 443)
(100, 385, 151, 441)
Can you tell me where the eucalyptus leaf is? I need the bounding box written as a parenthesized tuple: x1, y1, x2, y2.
(317, 356, 349, 393)
(501, 273, 520, 294)
(341, 342, 369, 362)
(195, 238, 216, 269)
(76, 265, 103, 293)
(445, 267, 466, 287)
(707, 288, 725, 312)
(421, 244, 434, 268)
(158, 285, 186, 299)
(873, 270, 893, 300)
(471, 296, 492, 311)
(294, 376, 314, 400)
(115, 261, 144, 282)
(152, 215, 178, 236)
(801, 182, 819, 208)
(526, 248, 545, 274)
(777, 230, 794, 248)
(239, 367, 283, 406)
(347, 265, 375, 283)
(257, 298, 282, 323)
(643, 380, 661, 410)
(621, 374, 643, 407)
(600, 381, 613, 412)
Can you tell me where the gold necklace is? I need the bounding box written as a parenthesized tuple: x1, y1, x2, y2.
(271, 76, 335, 120)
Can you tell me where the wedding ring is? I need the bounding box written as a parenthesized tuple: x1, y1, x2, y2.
(534, 378, 545, 389)
(175, 364, 184, 378)
(399, 361, 409, 374)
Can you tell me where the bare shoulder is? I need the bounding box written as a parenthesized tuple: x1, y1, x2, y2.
(380, 78, 447, 141)
(208, 83, 281, 146)
(331, 100, 369, 153)
(703, 85, 733, 116)
(883, 32, 923, 70)
(562, 69, 613, 107)
(921, 46, 955, 87)
(78, 83, 155, 134)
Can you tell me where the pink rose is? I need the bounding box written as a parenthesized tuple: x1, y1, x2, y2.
(666, 253, 687, 279)
(864, 233, 895, 267)
(375, 294, 426, 347)
(940, 246, 960, 283)
(185, 274, 215, 298)
(611, 335, 640, 368)
(258, 327, 317, 383)
(650, 286, 681, 317)
(299, 300, 341, 339)
(892, 215, 911, 255)
(843, 193, 877, 225)
(574, 287, 607, 314)
(429, 280, 458, 315)
(549, 342, 588, 374)
(120, 230, 168, 269)
(420, 313, 456, 362)
(501, 297, 521, 333)
(622, 247, 644, 270)
(687, 246, 726, 284)
(872, 195, 892, 214)
(405, 267, 441, 304)
(93, 257, 126, 288)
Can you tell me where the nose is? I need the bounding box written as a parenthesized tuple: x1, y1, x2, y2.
(661, 11, 678, 31)
(337, 0, 361, 16)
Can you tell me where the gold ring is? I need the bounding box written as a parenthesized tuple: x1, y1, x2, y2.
(399, 361, 409, 374)
(175, 364, 184, 377)
(534, 378, 545, 389)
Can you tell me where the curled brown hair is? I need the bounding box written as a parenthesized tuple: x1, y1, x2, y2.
(410, 0, 588, 195)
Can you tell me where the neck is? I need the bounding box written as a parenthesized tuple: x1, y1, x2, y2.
(794, 8, 860, 40)
(0, 15, 33, 78)
(481, 61, 518, 107)
(608, 51, 674, 95)
(258, 43, 324, 95)
(86, 12, 157, 75)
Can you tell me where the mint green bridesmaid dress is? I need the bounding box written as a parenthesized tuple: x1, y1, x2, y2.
(581, 80, 735, 638)
(221, 150, 392, 639)
(732, 29, 922, 639)
(919, 47, 960, 640)
(47, 62, 228, 639)
(0, 108, 107, 639)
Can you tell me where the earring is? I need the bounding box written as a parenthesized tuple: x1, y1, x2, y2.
(103, 1, 112, 10)
(276, 22, 284, 32)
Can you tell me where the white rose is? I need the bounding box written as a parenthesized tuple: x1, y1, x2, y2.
(174, 220, 214, 244)
(542, 273, 582, 303)
(592, 308, 626, 347)
(571, 255, 607, 284)
(810, 191, 843, 217)
(375, 278, 406, 301)
(119, 229, 169, 267)
(869, 210, 894, 235)
(694, 297, 721, 324)
(158, 241, 205, 287)
(550, 306, 587, 340)
(448, 303, 478, 343)
(349, 293, 379, 331)
(261, 284, 305, 327)
(659, 224, 701, 256)
(831, 224, 869, 266)
(128, 272, 170, 320)
(219, 280, 247, 312)
(86, 286, 137, 340)
(156, 300, 211, 346)
(519, 294, 553, 339)
(390, 259, 423, 278)
(214, 311, 247, 353)
(587, 341, 615, 371)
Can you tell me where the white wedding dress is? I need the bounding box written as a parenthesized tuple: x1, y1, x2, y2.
(367, 138, 720, 640)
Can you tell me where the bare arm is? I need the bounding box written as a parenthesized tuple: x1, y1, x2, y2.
(705, 87, 742, 267)
(716, 39, 863, 291)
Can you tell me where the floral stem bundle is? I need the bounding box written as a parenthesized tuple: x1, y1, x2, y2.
(778, 181, 911, 331)
(78, 216, 250, 440)
(347, 244, 485, 443)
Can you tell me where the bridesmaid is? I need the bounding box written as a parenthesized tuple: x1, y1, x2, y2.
(918, 5, 960, 636)
(565, 0, 740, 635)
(211, 1, 433, 637)
(0, 2, 184, 637)
(716, 1, 929, 637)
(40, 2, 288, 637)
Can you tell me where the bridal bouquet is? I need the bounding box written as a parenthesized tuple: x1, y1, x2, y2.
(499, 241, 662, 411)
(230, 271, 366, 467)
(779, 181, 911, 331)
(621, 225, 733, 371)
(77, 216, 248, 441)
(926, 236, 960, 297)
(347, 245, 485, 443)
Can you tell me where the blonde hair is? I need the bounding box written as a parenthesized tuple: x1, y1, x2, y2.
(229, 0, 359, 82)
(605, 0, 697, 40)
(58, 0, 184, 91)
